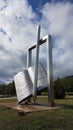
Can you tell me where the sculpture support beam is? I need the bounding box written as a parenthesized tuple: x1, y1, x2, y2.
(27, 26, 54, 106)
(28, 36, 47, 51)
(33, 25, 41, 103)
(27, 49, 32, 67)
(47, 35, 54, 106)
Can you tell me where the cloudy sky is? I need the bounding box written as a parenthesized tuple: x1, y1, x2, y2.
(0, 0, 73, 84)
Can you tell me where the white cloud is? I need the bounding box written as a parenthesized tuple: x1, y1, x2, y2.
(0, 0, 37, 51)
(0, 0, 37, 83)
(0, 0, 73, 84)
(40, 2, 73, 78)
(0, 0, 6, 11)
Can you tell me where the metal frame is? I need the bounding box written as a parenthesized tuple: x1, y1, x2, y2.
(27, 26, 54, 106)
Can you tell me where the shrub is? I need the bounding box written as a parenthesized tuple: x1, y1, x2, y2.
(54, 78, 66, 99)
(66, 83, 73, 92)
(0, 81, 16, 96)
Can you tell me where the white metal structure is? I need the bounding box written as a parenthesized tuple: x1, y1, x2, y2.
(27, 25, 54, 106)
(14, 25, 54, 106)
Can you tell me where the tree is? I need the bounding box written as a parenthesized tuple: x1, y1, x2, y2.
(0, 81, 16, 96)
(5, 81, 16, 96)
(54, 78, 66, 99)
(0, 84, 6, 95)
(66, 83, 73, 93)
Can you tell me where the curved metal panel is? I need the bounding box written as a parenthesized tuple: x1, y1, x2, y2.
(14, 70, 32, 103)
(28, 63, 47, 91)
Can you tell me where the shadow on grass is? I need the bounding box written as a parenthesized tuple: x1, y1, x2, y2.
(56, 103, 73, 109)
(64, 104, 73, 109)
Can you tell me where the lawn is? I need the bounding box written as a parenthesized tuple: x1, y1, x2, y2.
(0, 96, 73, 130)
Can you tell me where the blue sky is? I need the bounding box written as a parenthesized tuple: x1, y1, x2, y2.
(28, 0, 51, 12)
(28, 0, 73, 11)
(0, 0, 73, 84)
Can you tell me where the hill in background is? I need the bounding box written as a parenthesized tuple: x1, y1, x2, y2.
(60, 75, 73, 87)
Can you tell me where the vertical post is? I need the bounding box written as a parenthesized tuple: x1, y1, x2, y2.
(47, 35, 54, 107)
(33, 25, 41, 103)
(27, 49, 32, 68)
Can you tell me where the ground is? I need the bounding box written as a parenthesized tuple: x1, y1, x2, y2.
(0, 95, 73, 130)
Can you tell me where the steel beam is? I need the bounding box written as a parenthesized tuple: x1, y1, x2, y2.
(27, 49, 32, 68)
(27, 26, 54, 106)
(47, 35, 54, 106)
(33, 25, 41, 103)
(28, 36, 47, 51)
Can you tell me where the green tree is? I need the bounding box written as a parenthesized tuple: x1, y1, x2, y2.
(5, 81, 16, 96)
(67, 83, 73, 92)
(54, 78, 66, 99)
(0, 81, 16, 96)
(0, 84, 6, 95)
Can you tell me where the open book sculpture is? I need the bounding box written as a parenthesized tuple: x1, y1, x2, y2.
(14, 63, 47, 103)
(14, 25, 54, 106)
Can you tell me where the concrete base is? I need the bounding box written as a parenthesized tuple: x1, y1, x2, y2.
(0, 101, 62, 113)
(13, 103, 62, 113)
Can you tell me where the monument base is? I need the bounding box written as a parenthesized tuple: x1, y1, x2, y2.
(14, 103, 62, 113)
(0, 100, 63, 113)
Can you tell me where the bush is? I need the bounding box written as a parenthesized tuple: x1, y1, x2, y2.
(0, 81, 16, 96)
(54, 78, 66, 99)
(66, 83, 73, 92)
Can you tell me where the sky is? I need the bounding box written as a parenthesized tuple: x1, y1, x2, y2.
(0, 0, 73, 84)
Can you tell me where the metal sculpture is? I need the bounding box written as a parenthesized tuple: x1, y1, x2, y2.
(14, 25, 54, 107)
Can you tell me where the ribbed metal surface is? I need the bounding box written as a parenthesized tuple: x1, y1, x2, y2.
(37, 63, 47, 91)
(14, 70, 32, 103)
(28, 63, 47, 91)
(14, 64, 47, 103)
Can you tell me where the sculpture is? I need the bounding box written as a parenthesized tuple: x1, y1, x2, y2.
(14, 25, 54, 107)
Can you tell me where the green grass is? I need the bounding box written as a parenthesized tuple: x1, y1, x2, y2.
(0, 96, 73, 130)
(0, 97, 17, 103)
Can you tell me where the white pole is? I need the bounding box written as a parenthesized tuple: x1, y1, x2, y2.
(27, 49, 32, 68)
(47, 35, 54, 106)
(33, 25, 41, 103)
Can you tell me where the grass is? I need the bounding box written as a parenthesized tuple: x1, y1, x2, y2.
(0, 96, 73, 130)
(0, 97, 17, 103)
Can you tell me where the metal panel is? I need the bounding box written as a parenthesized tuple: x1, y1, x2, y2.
(37, 77, 47, 91)
(28, 63, 47, 91)
(14, 63, 47, 103)
(14, 70, 32, 103)
(37, 64, 47, 91)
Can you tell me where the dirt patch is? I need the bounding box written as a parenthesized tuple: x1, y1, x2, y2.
(0, 101, 62, 113)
